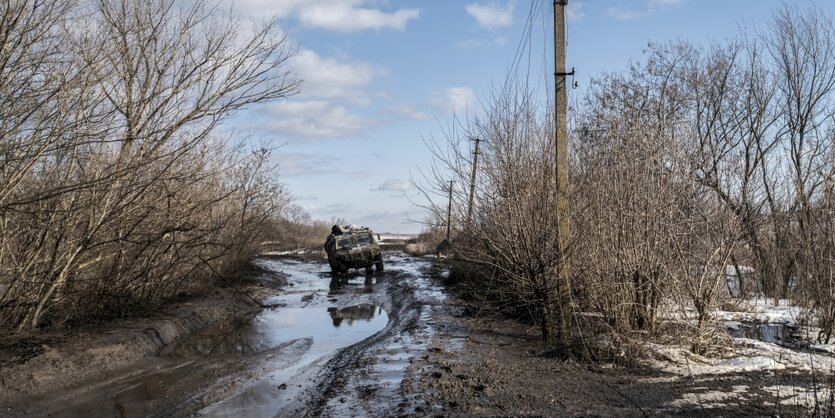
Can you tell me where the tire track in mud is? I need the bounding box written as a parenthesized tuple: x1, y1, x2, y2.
(287, 254, 441, 417)
(0, 253, 442, 418)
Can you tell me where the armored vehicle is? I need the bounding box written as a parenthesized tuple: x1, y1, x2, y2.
(324, 225, 384, 274)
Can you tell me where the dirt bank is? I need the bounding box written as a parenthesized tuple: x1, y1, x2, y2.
(0, 265, 286, 416)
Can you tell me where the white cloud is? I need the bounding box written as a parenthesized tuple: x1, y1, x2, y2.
(390, 104, 431, 121)
(293, 49, 379, 102)
(294, 194, 319, 201)
(350, 210, 421, 233)
(372, 178, 413, 192)
(275, 152, 337, 177)
(605, 0, 686, 21)
(650, 0, 685, 6)
(466, 2, 515, 29)
(260, 100, 372, 140)
(231, 0, 420, 32)
(432, 87, 480, 115)
(298, 3, 421, 32)
(604, 7, 650, 20)
(456, 39, 485, 48)
(306, 202, 355, 220)
(567, 1, 585, 22)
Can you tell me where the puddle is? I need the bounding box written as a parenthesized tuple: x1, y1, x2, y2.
(201, 303, 388, 417)
(319, 253, 453, 416)
(249, 304, 387, 358)
(726, 321, 798, 345)
(49, 259, 390, 418)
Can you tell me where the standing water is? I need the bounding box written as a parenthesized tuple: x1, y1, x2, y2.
(52, 257, 390, 418)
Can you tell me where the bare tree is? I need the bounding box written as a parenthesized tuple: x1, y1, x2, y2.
(0, 0, 299, 333)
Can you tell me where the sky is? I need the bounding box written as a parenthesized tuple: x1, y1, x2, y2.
(220, 0, 831, 234)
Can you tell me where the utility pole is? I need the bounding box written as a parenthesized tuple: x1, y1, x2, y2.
(446, 180, 453, 241)
(466, 137, 483, 228)
(553, 0, 572, 345)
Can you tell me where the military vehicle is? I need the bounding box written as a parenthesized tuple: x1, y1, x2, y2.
(324, 225, 384, 275)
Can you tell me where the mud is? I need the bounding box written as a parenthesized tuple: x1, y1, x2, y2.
(0, 254, 429, 417)
(403, 265, 824, 417)
(1, 253, 828, 417)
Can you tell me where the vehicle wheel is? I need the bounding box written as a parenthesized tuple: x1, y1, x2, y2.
(375, 254, 384, 273)
(338, 261, 349, 274)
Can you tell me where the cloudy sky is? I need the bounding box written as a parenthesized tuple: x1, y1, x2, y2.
(221, 0, 829, 233)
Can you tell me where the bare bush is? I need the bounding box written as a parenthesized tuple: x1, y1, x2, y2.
(420, 82, 574, 343)
(422, 4, 835, 354)
(0, 0, 299, 334)
(575, 5, 835, 349)
(266, 204, 333, 251)
(572, 44, 740, 352)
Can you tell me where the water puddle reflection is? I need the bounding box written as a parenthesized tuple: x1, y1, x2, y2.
(50, 258, 390, 418)
(726, 321, 798, 346)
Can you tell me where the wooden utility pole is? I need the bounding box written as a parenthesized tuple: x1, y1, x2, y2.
(553, 0, 572, 344)
(446, 180, 453, 241)
(466, 137, 483, 227)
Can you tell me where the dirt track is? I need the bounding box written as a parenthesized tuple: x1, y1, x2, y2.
(0, 252, 823, 417)
(0, 253, 442, 417)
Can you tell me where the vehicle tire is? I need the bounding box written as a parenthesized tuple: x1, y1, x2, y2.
(338, 261, 349, 274)
(375, 254, 384, 273)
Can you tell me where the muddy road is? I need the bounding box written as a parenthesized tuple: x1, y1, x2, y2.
(1, 253, 444, 417)
(3, 252, 816, 417)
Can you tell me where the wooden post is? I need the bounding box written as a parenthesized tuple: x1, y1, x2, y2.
(446, 180, 453, 241)
(466, 137, 483, 228)
(553, 0, 572, 344)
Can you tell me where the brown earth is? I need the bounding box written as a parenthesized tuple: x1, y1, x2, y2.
(400, 267, 820, 417)
(0, 265, 286, 416)
(0, 254, 827, 417)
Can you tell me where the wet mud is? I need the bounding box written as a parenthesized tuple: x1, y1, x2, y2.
(0, 253, 440, 418)
(4, 252, 825, 417)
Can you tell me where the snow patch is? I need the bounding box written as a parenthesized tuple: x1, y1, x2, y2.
(762, 385, 833, 407)
(665, 385, 748, 409)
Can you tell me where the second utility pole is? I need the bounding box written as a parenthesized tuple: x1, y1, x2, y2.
(446, 180, 453, 241)
(466, 137, 483, 228)
(553, 0, 572, 345)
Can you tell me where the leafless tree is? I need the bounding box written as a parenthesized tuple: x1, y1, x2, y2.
(418, 79, 576, 344)
(0, 0, 299, 333)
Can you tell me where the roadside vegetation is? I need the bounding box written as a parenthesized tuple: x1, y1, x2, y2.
(420, 5, 835, 358)
(264, 204, 333, 252)
(0, 0, 300, 335)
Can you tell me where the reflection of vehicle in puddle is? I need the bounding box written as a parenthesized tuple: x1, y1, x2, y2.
(329, 275, 375, 293)
(327, 303, 380, 327)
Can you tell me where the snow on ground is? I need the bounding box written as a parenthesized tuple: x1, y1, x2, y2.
(715, 298, 801, 325)
(259, 249, 321, 257)
(649, 297, 833, 376)
(811, 344, 835, 354)
(664, 385, 749, 409)
(261, 250, 303, 256)
(762, 385, 834, 408)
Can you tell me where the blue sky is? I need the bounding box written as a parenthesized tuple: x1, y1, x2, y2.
(222, 0, 830, 233)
